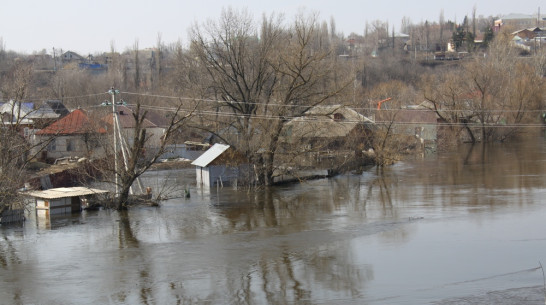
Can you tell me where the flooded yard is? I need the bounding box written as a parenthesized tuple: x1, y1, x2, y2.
(1, 136, 546, 304)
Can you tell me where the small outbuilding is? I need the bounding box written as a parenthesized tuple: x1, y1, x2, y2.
(191, 144, 251, 187)
(25, 187, 109, 217)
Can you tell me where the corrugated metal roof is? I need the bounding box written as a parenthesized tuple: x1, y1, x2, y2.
(0, 100, 33, 116)
(25, 187, 109, 199)
(27, 103, 61, 119)
(191, 143, 230, 167)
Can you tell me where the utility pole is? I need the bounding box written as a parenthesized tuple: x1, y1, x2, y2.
(53, 48, 56, 71)
(108, 87, 120, 198)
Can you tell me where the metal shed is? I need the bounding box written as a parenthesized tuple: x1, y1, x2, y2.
(191, 144, 250, 187)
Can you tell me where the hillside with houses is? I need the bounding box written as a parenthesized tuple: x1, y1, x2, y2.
(0, 9, 544, 217)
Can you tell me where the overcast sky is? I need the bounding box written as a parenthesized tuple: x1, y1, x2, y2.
(1, 0, 542, 55)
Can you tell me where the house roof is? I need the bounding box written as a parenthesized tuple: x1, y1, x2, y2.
(139, 107, 171, 128)
(62, 51, 84, 60)
(36, 109, 107, 135)
(0, 100, 33, 115)
(191, 143, 230, 167)
(25, 187, 109, 199)
(498, 13, 537, 20)
(45, 100, 69, 116)
(27, 101, 68, 119)
(305, 105, 374, 123)
(281, 105, 374, 140)
(0, 100, 34, 124)
(101, 105, 159, 129)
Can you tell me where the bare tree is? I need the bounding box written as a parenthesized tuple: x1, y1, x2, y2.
(422, 33, 544, 144)
(187, 9, 350, 185)
(368, 80, 420, 164)
(88, 93, 194, 210)
(133, 40, 140, 90)
(0, 61, 33, 102)
(151, 33, 163, 91)
(439, 10, 445, 51)
(0, 61, 50, 212)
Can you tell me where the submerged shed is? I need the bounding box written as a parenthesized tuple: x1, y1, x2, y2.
(191, 144, 251, 187)
(26, 187, 109, 217)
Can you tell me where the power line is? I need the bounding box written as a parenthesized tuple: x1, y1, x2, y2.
(121, 91, 546, 114)
(10, 90, 546, 129)
(133, 104, 546, 128)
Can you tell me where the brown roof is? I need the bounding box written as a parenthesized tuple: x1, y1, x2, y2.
(281, 105, 374, 141)
(36, 109, 107, 135)
(101, 105, 158, 129)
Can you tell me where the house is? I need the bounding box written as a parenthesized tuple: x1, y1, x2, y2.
(0, 100, 36, 139)
(26, 100, 69, 129)
(100, 104, 166, 152)
(375, 105, 438, 149)
(191, 144, 251, 187)
(494, 13, 544, 31)
(0, 100, 34, 125)
(33, 109, 107, 162)
(281, 105, 374, 152)
(61, 51, 84, 62)
(512, 28, 538, 40)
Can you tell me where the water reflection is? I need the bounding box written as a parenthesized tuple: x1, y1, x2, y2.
(1, 137, 545, 304)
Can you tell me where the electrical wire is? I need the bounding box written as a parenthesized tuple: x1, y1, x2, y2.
(7, 90, 546, 128)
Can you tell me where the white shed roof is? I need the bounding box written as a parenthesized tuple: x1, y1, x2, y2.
(191, 143, 230, 167)
(25, 187, 109, 199)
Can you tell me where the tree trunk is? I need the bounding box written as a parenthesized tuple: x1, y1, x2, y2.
(464, 123, 476, 143)
(115, 173, 134, 210)
(263, 151, 275, 186)
(116, 186, 130, 210)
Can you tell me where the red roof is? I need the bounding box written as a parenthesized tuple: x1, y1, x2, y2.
(36, 109, 107, 135)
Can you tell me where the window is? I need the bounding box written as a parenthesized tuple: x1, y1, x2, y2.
(66, 139, 74, 151)
(47, 139, 56, 151)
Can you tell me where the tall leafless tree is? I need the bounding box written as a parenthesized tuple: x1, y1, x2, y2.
(187, 9, 351, 185)
(422, 32, 544, 143)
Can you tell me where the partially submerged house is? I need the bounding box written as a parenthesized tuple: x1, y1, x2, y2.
(280, 105, 375, 155)
(375, 104, 438, 150)
(191, 144, 251, 187)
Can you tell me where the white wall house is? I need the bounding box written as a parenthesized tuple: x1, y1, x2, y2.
(32, 109, 107, 162)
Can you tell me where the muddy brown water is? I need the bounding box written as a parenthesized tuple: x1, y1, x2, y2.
(1, 136, 546, 304)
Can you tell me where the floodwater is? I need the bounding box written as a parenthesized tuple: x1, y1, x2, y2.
(1, 136, 546, 305)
